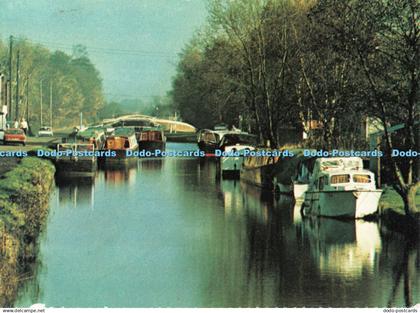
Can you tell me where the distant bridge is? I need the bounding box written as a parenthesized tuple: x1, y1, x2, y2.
(102, 114, 197, 133)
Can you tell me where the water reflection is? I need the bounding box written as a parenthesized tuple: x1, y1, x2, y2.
(14, 145, 419, 307)
(299, 217, 381, 278)
(139, 159, 164, 171)
(102, 162, 138, 185)
(381, 229, 419, 307)
(56, 176, 95, 208)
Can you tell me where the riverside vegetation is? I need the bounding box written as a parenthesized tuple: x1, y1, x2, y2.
(171, 0, 419, 216)
(0, 157, 55, 307)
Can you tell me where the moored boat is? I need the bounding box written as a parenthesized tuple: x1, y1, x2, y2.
(217, 132, 257, 178)
(197, 129, 219, 154)
(137, 126, 166, 152)
(197, 128, 231, 155)
(63, 127, 106, 149)
(240, 155, 280, 191)
(302, 157, 382, 219)
(103, 128, 139, 162)
(55, 143, 97, 177)
(76, 127, 106, 150)
(240, 149, 303, 195)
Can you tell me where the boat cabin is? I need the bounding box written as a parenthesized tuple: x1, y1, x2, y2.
(218, 133, 257, 150)
(197, 129, 221, 144)
(105, 128, 138, 150)
(138, 127, 165, 142)
(310, 157, 376, 191)
(314, 170, 377, 191)
(76, 128, 106, 150)
(311, 157, 363, 179)
(57, 143, 95, 157)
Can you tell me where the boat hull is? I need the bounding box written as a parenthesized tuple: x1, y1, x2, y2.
(240, 166, 274, 190)
(55, 158, 97, 177)
(293, 181, 308, 200)
(102, 148, 138, 164)
(220, 156, 244, 178)
(197, 141, 218, 155)
(303, 190, 382, 219)
(165, 132, 197, 143)
(138, 141, 166, 152)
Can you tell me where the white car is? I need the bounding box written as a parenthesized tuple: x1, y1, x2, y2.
(38, 126, 54, 137)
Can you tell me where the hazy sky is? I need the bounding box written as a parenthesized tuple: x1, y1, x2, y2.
(0, 0, 207, 101)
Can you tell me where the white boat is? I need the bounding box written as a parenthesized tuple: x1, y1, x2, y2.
(217, 132, 257, 178)
(302, 157, 382, 219)
(293, 182, 308, 200)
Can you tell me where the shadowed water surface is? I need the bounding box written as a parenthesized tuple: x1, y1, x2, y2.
(15, 143, 419, 307)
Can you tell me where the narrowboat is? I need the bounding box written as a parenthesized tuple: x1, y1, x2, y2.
(240, 149, 304, 195)
(197, 126, 230, 155)
(197, 129, 219, 154)
(240, 155, 280, 191)
(76, 127, 106, 150)
(137, 126, 166, 152)
(63, 127, 106, 149)
(103, 127, 139, 162)
(55, 143, 97, 177)
(302, 157, 382, 219)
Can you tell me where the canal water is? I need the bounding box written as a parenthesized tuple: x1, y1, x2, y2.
(15, 143, 418, 307)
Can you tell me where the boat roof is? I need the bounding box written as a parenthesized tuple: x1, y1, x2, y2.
(319, 168, 374, 176)
(315, 157, 363, 170)
(110, 127, 136, 137)
(316, 157, 363, 163)
(222, 131, 256, 138)
(140, 126, 164, 132)
(312, 157, 364, 179)
(78, 128, 104, 138)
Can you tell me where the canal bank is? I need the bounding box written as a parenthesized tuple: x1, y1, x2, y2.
(0, 157, 55, 307)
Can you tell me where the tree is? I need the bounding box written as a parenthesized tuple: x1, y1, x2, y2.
(311, 0, 419, 215)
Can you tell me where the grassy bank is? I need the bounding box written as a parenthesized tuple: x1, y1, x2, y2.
(0, 157, 55, 307)
(378, 186, 420, 215)
(377, 187, 420, 237)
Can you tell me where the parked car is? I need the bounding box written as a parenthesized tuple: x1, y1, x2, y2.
(38, 126, 54, 137)
(4, 128, 26, 145)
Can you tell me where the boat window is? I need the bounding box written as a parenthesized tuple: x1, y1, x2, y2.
(124, 139, 130, 148)
(151, 131, 162, 141)
(220, 134, 257, 146)
(353, 174, 371, 183)
(330, 174, 350, 184)
(203, 133, 215, 142)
